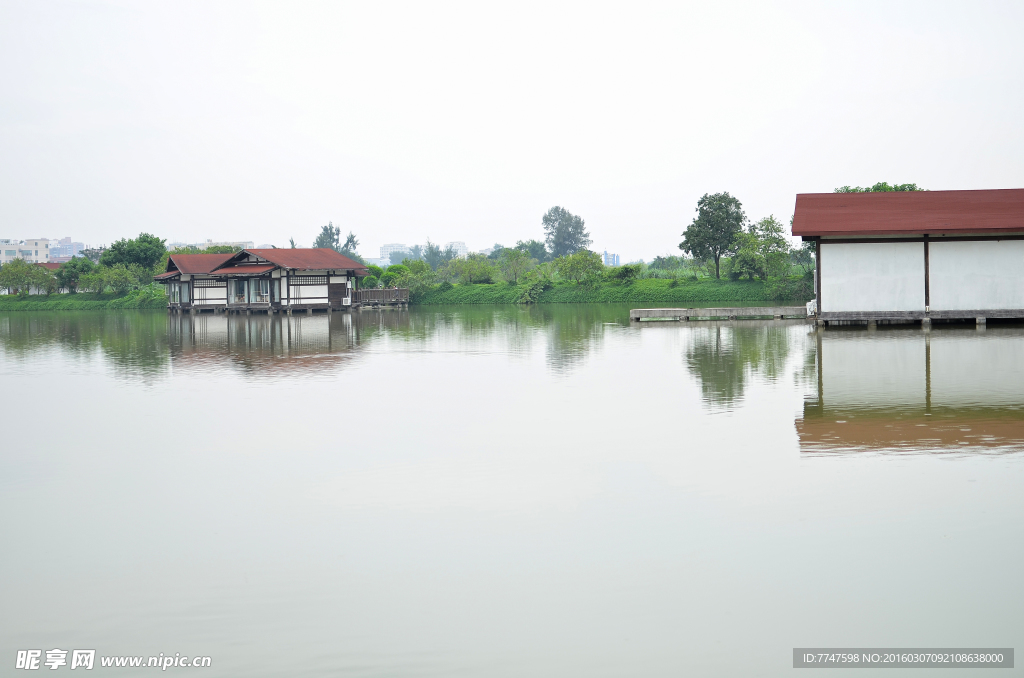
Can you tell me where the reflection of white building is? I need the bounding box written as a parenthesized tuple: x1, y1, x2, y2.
(1, 238, 50, 264)
(445, 241, 468, 259)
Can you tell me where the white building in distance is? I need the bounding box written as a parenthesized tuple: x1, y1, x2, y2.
(1, 238, 50, 265)
(445, 241, 468, 259)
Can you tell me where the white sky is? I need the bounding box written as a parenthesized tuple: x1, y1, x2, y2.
(2, 1, 1023, 261)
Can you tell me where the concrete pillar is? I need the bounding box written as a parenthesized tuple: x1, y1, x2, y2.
(921, 317, 931, 329)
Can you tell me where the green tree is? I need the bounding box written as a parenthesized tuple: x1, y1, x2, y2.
(680, 192, 745, 279)
(791, 241, 816, 275)
(542, 207, 591, 258)
(389, 249, 410, 265)
(515, 239, 549, 263)
(106, 264, 142, 295)
(554, 250, 603, 284)
(0, 259, 35, 294)
(55, 257, 95, 293)
(408, 244, 424, 261)
(100, 233, 167, 271)
(79, 268, 108, 294)
(423, 240, 443, 270)
(289, 237, 297, 249)
(401, 259, 432, 276)
(608, 263, 641, 283)
(450, 254, 495, 284)
(339, 231, 363, 263)
(732, 216, 791, 280)
(380, 264, 409, 287)
(31, 266, 59, 295)
(314, 222, 341, 250)
(365, 264, 384, 280)
(834, 182, 923, 193)
(497, 248, 531, 284)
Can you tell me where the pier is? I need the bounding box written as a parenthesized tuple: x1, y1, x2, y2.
(630, 306, 809, 322)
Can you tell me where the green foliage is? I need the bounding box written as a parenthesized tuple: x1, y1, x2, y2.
(731, 216, 791, 280)
(0, 259, 37, 294)
(401, 259, 432, 275)
(362, 275, 379, 288)
(289, 237, 297, 249)
(380, 264, 409, 287)
(0, 284, 168, 311)
(366, 264, 384, 279)
(680, 192, 746, 279)
(542, 206, 591, 258)
(790, 241, 816, 275)
(100, 233, 167, 270)
(554, 250, 603, 284)
(449, 254, 496, 284)
(497, 247, 531, 284)
(649, 255, 687, 271)
(389, 250, 409, 265)
(412, 277, 813, 305)
(423, 239, 458, 270)
(834, 182, 923, 193)
(313, 222, 341, 250)
(607, 263, 641, 284)
(515, 239, 550, 263)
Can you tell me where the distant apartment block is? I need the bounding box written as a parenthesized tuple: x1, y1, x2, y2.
(379, 243, 409, 260)
(602, 251, 620, 266)
(445, 241, 468, 259)
(1, 238, 50, 264)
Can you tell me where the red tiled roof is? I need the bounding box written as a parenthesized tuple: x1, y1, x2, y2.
(244, 248, 369, 273)
(792, 188, 1024, 237)
(154, 271, 180, 280)
(166, 252, 236, 274)
(36, 262, 61, 270)
(211, 264, 276, 276)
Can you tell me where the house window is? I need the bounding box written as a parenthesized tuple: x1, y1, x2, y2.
(290, 275, 328, 285)
(251, 278, 269, 303)
(180, 282, 189, 303)
(232, 279, 246, 304)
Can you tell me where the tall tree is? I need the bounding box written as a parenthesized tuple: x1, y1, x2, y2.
(679, 192, 745, 279)
(100, 233, 166, 271)
(542, 207, 591, 258)
(408, 244, 424, 261)
(423, 240, 443, 270)
(55, 257, 95, 293)
(497, 248, 530, 284)
(339, 231, 364, 263)
(314, 222, 342, 250)
(515, 239, 549, 263)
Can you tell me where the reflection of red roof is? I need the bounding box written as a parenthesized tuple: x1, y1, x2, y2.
(36, 262, 61, 270)
(792, 188, 1024, 237)
(212, 264, 276, 276)
(167, 253, 236, 274)
(244, 248, 368, 274)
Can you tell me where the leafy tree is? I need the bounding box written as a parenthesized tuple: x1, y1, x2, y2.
(608, 263, 641, 283)
(0, 259, 35, 294)
(408, 244, 424, 261)
(361, 275, 379, 289)
(380, 264, 409, 287)
(554, 250, 603, 284)
(649, 255, 687, 271)
(401, 259, 431, 276)
(486, 243, 505, 261)
(106, 264, 145, 295)
(450, 254, 495, 284)
(100, 233, 167, 271)
(680, 192, 746, 279)
(79, 269, 108, 294)
(732, 216, 791, 280)
(497, 247, 531, 284)
(834, 182, 923, 193)
(56, 257, 95, 293)
(389, 249, 410, 265)
(791, 241, 816, 275)
(543, 207, 591, 258)
(314, 222, 341, 250)
(289, 237, 297, 249)
(366, 264, 384, 279)
(32, 267, 58, 295)
(515, 239, 550, 263)
(423, 240, 443, 270)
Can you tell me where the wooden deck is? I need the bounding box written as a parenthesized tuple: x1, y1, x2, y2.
(356, 288, 409, 306)
(630, 306, 808, 322)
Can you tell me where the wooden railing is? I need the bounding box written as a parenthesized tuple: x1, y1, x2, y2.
(356, 288, 409, 304)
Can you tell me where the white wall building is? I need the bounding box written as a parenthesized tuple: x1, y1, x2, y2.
(1, 238, 50, 264)
(379, 243, 409, 260)
(445, 241, 468, 259)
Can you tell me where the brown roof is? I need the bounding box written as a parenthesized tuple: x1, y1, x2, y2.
(154, 271, 180, 280)
(792, 188, 1024, 237)
(36, 262, 62, 270)
(212, 264, 277, 276)
(244, 248, 368, 273)
(166, 252, 236, 274)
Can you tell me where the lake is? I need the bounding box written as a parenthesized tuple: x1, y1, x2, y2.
(1, 306, 1022, 676)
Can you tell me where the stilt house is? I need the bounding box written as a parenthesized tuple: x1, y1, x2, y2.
(792, 188, 1024, 324)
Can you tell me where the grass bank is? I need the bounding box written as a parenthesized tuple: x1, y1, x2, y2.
(414, 277, 813, 305)
(0, 287, 168, 311)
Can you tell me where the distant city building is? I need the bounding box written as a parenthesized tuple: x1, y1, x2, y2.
(365, 257, 391, 268)
(256, 243, 276, 249)
(51, 237, 85, 259)
(168, 239, 255, 251)
(0, 238, 50, 265)
(602, 251, 620, 267)
(379, 243, 409, 260)
(445, 241, 468, 259)
(477, 244, 504, 257)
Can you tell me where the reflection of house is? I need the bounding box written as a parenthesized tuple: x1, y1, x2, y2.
(155, 249, 369, 314)
(793, 189, 1024, 324)
(799, 328, 1024, 454)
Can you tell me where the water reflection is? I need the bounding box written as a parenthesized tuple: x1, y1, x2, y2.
(683, 322, 794, 408)
(799, 326, 1024, 454)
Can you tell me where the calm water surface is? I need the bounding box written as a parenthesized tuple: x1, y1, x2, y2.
(1, 306, 1022, 676)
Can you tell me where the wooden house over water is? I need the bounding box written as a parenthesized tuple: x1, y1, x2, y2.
(793, 188, 1024, 325)
(155, 248, 393, 314)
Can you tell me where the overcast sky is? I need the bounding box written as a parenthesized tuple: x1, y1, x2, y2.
(2, 1, 1022, 261)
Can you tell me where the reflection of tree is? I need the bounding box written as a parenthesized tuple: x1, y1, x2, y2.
(0, 311, 171, 382)
(684, 324, 792, 407)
